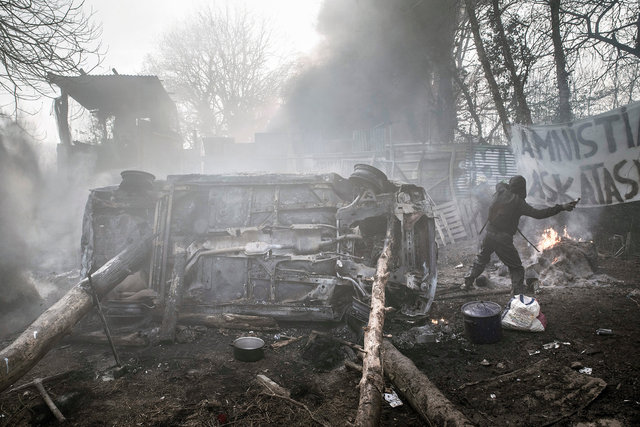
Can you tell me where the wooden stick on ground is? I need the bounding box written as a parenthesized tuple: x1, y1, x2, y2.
(7, 371, 73, 393)
(354, 217, 395, 427)
(271, 336, 304, 349)
(33, 378, 66, 423)
(0, 235, 153, 393)
(256, 374, 290, 397)
(437, 287, 511, 300)
(7, 373, 74, 423)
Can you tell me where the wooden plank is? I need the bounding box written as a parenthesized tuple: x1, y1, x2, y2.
(433, 200, 468, 245)
(434, 219, 447, 245)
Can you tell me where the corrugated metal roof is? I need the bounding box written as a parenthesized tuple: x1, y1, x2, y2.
(48, 73, 176, 117)
(460, 144, 518, 192)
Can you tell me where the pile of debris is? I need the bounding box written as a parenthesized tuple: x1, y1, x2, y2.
(527, 227, 615, 288)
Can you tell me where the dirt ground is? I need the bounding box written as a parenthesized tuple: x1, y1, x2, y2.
(1, 241, 639, 426)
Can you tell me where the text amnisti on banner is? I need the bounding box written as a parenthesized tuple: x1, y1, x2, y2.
(511, 101, 640, 207)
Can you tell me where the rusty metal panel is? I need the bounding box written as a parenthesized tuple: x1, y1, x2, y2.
(457, 145, 518, 196)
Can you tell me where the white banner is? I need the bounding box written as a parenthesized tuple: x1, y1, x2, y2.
(511, 101, 640, 207)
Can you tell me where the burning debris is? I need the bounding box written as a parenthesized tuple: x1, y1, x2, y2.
(528, 226, 601, 288)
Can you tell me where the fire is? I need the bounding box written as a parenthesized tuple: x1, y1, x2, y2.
(539, 228, 561, 251)
(538, 226, 575, 251)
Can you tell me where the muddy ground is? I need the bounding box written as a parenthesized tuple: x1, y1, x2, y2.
(1, 241, 639, 426)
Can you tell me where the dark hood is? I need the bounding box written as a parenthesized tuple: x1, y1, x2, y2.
(509, 175, 526, 199)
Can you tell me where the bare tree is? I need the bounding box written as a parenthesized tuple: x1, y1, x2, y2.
(146, 4, 290, 141)
(564, 0, 640, 58)
(0, 0, 101, 112)
(489, 0, 534, 125)
(455, 0, 640, 142)
(464, 0, 512, 139)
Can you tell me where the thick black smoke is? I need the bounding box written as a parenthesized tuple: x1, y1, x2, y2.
(272, 0, 459, 143)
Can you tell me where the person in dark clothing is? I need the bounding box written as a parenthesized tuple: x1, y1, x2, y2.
(463, 175, 578, 294)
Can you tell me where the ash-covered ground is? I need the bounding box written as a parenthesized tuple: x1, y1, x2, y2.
(1, 240, 639, 426)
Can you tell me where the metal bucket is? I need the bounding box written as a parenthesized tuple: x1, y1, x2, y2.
(232, 337, 265, 362)
(461, 301, 502, 344)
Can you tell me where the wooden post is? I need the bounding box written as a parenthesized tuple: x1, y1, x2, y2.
(354, 218, 395, 427)
(0, 235, 152, 393)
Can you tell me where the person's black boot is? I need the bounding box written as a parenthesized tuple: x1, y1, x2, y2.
(461, 276, 475, 291)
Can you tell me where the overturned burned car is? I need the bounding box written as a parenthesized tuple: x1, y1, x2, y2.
(80, 165, 438, 325)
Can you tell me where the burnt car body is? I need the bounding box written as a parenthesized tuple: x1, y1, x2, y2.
(80, 165, 438, 323)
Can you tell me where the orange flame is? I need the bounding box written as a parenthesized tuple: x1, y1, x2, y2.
(539, 227, 561, 251)
(539, 226, 576, 251)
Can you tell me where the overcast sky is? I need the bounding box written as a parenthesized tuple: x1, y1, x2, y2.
(11, 0, 322, 145)
(85, 0, 323, 74)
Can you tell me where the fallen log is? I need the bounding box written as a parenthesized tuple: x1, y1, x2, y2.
(438, 287, 511, 301)
(0, 235, 153, 393)
(65, 330, 148, 347)
(354, 218, 395, 427)
(177, 313, 278, 330)
(382, 340, 474, 426)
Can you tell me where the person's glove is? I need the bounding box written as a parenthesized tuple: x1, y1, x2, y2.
(562, 200, 579, 211)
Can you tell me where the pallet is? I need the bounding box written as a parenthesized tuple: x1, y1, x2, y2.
(433, 201, 468, 246)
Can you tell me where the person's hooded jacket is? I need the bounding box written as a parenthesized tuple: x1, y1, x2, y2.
(487, 175, 563, 236)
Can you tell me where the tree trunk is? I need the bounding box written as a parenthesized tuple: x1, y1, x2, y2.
(354, 218, 395, 427)
(464, 0, 512, 139)
(382, 340, 474, 426)
(0, 235, 152, 393)
(452, 70, 486, 143)
(490, 0, 533, 125)
(550, 0, 573, 123)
